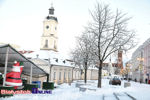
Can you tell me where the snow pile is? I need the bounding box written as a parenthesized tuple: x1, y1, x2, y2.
(2, 79, 150, 100)
(124, 82, 150, 100)
(2, 84, 81, 100)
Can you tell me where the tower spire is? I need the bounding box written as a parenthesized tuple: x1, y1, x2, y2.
(51, 2, 53, 7)
(49, 3, 54, 15)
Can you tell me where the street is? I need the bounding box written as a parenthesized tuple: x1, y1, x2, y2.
(2, 79, 150, 100)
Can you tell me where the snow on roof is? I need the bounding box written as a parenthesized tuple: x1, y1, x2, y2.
(0, 44, 47, 77)
(88, 65, 98, 70)
(50, 58, 74, 67)
(30, 58, 50, 73)
(24, 50, 75, 67)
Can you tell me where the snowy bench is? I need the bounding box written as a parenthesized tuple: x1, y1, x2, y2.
(79, 87, 96, 92)
(75, 83, 85, 88)
(79, 87, 87, 92)
(77, 80, 84, 82)
(79, 85, 97, 92)
(124, 82, 131, 88)
(87, 88, 96, 91)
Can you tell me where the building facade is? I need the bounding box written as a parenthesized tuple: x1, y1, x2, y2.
(130, 38, 150, 82)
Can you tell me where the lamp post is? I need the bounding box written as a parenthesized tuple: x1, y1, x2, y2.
(126, 63, 131, 82)
(137, 52, 144, 83)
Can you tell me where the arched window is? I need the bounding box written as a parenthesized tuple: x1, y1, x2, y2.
(64, 72, 66, 80)
(44, 40, 48, 48)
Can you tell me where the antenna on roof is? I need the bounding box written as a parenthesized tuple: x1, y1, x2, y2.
(51, 2, 53, 7)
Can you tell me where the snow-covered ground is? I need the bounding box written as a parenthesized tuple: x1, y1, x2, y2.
(1, 79, 150, 100)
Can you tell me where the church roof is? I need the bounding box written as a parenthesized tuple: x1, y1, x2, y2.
(46, 16, 58, 22)
(24, 50, 74, 67)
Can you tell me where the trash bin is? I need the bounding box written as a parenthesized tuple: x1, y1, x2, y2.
(32, 81, 41, 88)
(0, 74, 2, 79)
(22, 79, 27, 85)
(0, 74, 3, 85)
(42, 82, 54, 90)
(0, 78, 3, 85)
(148, 80, 150, 84)
(24, 84, 38, 91)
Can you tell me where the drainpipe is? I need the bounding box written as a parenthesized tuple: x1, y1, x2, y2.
(49, 65, 53, 82)
(30, 64, 33, 84)
(46, 73, 49, 82)
(48, 58, 53, 82)
(72, 67, 75, 82)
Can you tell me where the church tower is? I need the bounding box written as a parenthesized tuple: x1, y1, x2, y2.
(117, 48, 123, 69)
(40, 5, 58, 51)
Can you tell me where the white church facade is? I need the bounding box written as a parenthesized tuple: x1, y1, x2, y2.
(22, 6, 99, 86)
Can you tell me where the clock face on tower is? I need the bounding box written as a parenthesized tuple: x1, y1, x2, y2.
(46, 25, 49, 29)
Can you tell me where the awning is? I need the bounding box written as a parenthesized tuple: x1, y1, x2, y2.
(0, 44, 47, 78)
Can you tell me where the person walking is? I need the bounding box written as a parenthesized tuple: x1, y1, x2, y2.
(135, 78, 137, 82)
(145, 78, 148, 84)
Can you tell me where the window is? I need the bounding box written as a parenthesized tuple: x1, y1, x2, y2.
(46, 25, 49, 29)
(68, 72, 70, 79)
(59, 72, 61, 80)
(54, 41, 57, 49)
(44, 40, 48, 48)
(53, 72, 56, 80)
(76, 71, 78, 79)
(64, 72, 66, 80)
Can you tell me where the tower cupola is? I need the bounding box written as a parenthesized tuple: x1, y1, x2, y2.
(49, 6, 54, 15)
(46, 5, 58, 22)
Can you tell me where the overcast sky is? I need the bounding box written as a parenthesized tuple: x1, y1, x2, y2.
(0, 0, 150, 62)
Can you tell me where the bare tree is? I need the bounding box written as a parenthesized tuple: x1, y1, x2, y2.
(85, 2, 137, 88)
(71, 32, 94, 83)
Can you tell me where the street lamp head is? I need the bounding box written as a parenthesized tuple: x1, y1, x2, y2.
(137, 57, 144, 61)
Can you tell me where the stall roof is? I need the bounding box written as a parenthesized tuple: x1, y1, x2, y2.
(0, 44, 47, 78)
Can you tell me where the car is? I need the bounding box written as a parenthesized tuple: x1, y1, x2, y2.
(111, 77, 121, 85)
(109, 76, 121, 85)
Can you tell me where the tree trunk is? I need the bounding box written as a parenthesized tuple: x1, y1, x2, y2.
(84, 68, 87, 83)
(98, 61, 102, 88)
(84, 61, 88, 84)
